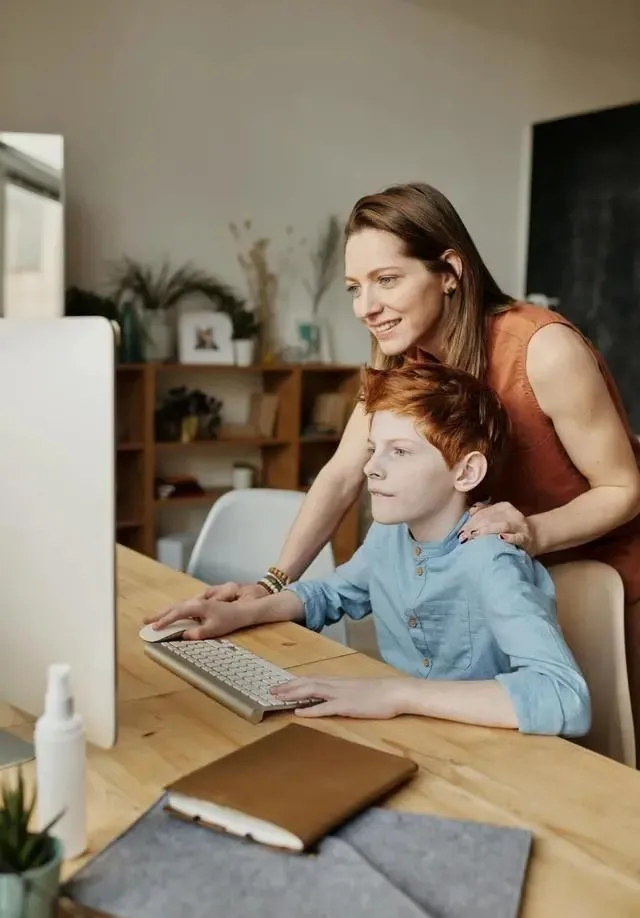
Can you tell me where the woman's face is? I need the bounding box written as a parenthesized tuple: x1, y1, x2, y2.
(345, 228, 447, 357)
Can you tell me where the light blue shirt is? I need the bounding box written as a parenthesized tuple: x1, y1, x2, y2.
(287, 512, 591, 737)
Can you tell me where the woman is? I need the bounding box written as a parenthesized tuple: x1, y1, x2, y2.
(207, 182, 640, 757)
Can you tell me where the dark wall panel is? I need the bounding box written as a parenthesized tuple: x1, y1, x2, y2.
(526, 102, 640, 428)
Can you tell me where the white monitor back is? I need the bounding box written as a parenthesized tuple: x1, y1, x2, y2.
(0, 317, 117, 747)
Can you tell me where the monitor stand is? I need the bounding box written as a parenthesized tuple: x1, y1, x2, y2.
(0, 729, 34, 769)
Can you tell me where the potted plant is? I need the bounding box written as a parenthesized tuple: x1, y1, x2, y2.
(154, 386, 223, 443)
(64, 286, 142, 363)
(0, 769, 63, 918)
(64, 286, 118, 323)
(228, 304, 261, 366)
(108, 258, 246, 363)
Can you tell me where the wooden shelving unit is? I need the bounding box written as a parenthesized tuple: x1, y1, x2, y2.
(115, 362, 362, 566)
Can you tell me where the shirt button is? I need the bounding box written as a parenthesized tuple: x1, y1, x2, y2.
(414, 546, 421, 556)
(408, 616, 417, 628)
(416, 567, 424, 576)
(422, 657, 431, 667)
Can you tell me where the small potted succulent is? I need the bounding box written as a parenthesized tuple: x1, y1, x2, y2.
(214, 298, 260, 366)
(0, 769, 63, 918)
(229, 304, 260, 366)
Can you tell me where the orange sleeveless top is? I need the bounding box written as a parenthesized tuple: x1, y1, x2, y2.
(485, 303, 640, 602)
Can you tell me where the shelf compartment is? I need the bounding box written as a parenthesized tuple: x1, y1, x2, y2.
(152, 363, 294, 374)
(116, 451, 145, 523)
(117, 441, 144, 451)
(155, 487, 230, 508)
(155, 438, 290, 450)
(116, 366, 145, 443)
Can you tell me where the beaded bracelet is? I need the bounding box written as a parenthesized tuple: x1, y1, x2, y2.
(257, 573, 284, 594)
(257, 576, 279, 594)
(268, 565, 292, 586)
(257, 566, 291, 594)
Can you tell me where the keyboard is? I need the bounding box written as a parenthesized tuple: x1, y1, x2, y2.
(143, 638, 316, 723)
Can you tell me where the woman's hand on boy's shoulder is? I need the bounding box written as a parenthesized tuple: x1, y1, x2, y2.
(458, 501, 539, 555)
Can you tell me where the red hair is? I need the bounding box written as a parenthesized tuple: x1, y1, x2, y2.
(360, 362, 509, 496)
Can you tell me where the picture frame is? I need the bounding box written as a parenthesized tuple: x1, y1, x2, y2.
(292, 316, 333, 363)
(177, 310, 234, 364)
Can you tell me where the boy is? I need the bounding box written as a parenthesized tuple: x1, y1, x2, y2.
(147, 364, 590, 736)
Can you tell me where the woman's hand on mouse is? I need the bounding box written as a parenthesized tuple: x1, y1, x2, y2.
(143, 596, 254, 640)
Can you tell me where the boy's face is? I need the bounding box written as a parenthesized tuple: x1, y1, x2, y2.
(364, 410, 484, 529)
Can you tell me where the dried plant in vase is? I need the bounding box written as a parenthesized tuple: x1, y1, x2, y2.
(304, 215, 342, 316)
(229, 221, 306, 363)
(297, 214, 342, 363)
(229, 221, 278, 362)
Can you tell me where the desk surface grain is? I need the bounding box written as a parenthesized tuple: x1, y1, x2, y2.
(4, 545, 640, 917)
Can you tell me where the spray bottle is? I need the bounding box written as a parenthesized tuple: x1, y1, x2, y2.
(34, 663, 87, 858)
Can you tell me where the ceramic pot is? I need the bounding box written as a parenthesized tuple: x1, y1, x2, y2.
(0, 838, 63, 918)
(233, 339, 255, 366)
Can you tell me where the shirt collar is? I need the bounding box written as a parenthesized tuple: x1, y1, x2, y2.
(406, 510, 469, 558)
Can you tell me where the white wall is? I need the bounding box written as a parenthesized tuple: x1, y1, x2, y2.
(2, 0, 638, 545)
(1, 0, 639, 363)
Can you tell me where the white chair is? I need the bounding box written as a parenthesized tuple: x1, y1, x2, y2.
(187, 488, 348, 645)
(549, 560, 636, 768)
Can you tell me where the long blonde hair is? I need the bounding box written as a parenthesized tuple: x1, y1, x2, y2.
(345, 182, 514, 379)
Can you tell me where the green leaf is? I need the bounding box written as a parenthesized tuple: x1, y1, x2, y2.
(25, 786, 37, 834)
(20, 833, 51, 870)
(0, 768, 61, 871)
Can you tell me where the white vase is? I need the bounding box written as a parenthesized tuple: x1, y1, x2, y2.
(233, 338, 255, 366)
(318, 318, 333, 363)
(232, 465, 254, 489)
(144, 312, 174, 362)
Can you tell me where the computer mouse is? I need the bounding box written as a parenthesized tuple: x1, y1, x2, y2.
(138, 619, 195, 643)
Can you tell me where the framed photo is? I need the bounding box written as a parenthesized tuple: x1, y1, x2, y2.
(177, 310, 234, 364)
(292, 316, 333, 363)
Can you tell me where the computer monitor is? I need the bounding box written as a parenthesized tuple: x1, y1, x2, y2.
(0, 316, 117, 767)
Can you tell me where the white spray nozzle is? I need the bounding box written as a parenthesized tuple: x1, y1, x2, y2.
(44, 663, 74, 720)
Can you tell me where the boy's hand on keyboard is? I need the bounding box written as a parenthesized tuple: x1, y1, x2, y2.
(271, 676, 409, 719)
(143, 597, 254, 640)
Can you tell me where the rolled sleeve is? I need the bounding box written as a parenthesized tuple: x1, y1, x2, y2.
(286, 544, 372, 633)
(478, 545, 591, 737)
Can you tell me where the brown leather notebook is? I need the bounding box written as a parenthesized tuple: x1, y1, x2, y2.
(163, 723, 418, 852)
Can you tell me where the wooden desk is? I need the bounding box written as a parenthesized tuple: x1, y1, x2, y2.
(4, 546, 640, 917)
